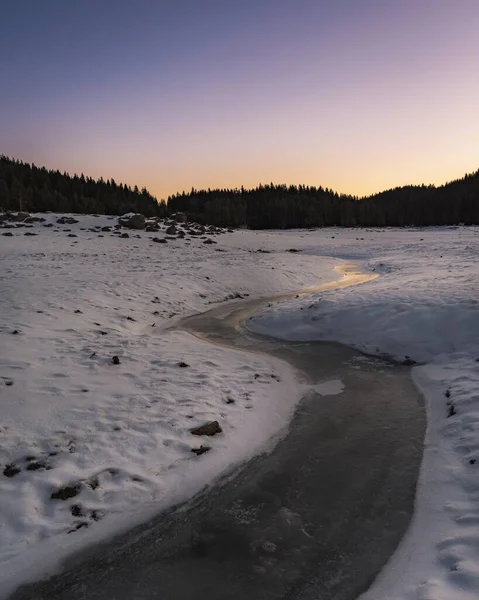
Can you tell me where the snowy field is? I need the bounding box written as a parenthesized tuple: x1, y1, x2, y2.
(1, 216, 479, 600)
(0, 214, 340, 595)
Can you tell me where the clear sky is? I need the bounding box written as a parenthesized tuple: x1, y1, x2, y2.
(1, 0, 478, 200)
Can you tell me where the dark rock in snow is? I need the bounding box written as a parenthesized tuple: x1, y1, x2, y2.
(51, 484, 81, 500)
(70, 504, 85, 517)
(26, 461, 49, 471)
(447, 404, 456, 418)
(2, 232, 13, 236)
(190, 421, 222, 436)
(112, 356, 121, 365)
(67, 521, 89, 533)
(445, 389, 451, 398)
(4, 464, 21, 478)
(24, 232, 37, 236)
(120, 232, 129, 238)
(191, 445, 211, 456)
(67, 233, 77, 238)
(402, 357, 416, 366)
(178, 362, 189, 368)
(57, 216, 79, 225)
(118, 214, 146, 230)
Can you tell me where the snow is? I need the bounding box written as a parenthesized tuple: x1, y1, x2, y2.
(246, 225, 479, 600)
(0, 214, 341, 596)
(2, 218, 479, 599)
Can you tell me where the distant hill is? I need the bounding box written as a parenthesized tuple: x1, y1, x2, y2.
(1, 155, 477, 227)
(0, 156, 166, 217)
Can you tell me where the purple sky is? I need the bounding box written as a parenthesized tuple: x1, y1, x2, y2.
(1, 0, 478, 199)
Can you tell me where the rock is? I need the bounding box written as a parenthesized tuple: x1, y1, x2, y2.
(191, 445, 211, 456)
(152, 237, 167, 243)
(12, 329, 20, 335)
(24, 232, 37, 236)
(203, 238, 217, 244)
(24, 216, 42, 223)
(190, 420, 222, 436)
(26, 461, 49, 471)
(101, 226, 111, 232)
(51, 484, 81, 500)
(118, 213, 146, 230)
(57, 216, 79, 225)
(70, 504, 85, 517)
(67, 233, 77, 237)
(4, 464, 21, 478)
(448, 404, 456, 417)
(288, 248, 299, 253)
(178, 362, 189, 368)
(112, 356, 121, 365)
(120, 232, 129, 238)
(402, 357, 416, 366)
(43, 223, 53, 227)
(145, 223, 159, 232)
(2, 232, 13, 236)
(172, 212, 187, 223)
(67, 521, 89, 534)
(470, 459, 476, 465)
(445, 389, 451, 398)
(10, 212, 30, 222)
(166, 225, 177, 235)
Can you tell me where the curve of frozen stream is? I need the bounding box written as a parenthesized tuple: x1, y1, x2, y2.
(10, 264, 425, 600)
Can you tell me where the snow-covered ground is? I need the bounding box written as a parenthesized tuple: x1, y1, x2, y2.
(247, 226, 479, 600)
(1, 217, 478, 599)
(0, 214, 341, 596)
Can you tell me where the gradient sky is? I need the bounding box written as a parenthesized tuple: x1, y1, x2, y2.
(1, 0, 479, 200)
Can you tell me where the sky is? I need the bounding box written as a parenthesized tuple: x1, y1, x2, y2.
(1, 0, 479, 200)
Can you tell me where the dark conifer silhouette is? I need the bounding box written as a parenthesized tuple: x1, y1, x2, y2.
(0, 156, 166, 217)
(1, 155, 478, 227)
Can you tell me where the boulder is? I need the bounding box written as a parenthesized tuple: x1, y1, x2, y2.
(10, 212, 30, 222)
(57, 216, 79, 225)
(118, 213, 146, 230)
(190, 421, 222, 436)
(172, 212, 187, 223)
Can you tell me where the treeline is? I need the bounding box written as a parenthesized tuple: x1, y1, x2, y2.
(1, 155, 478, 227)
(168, 173, 479, 228)
(0, 156, 166, 217)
